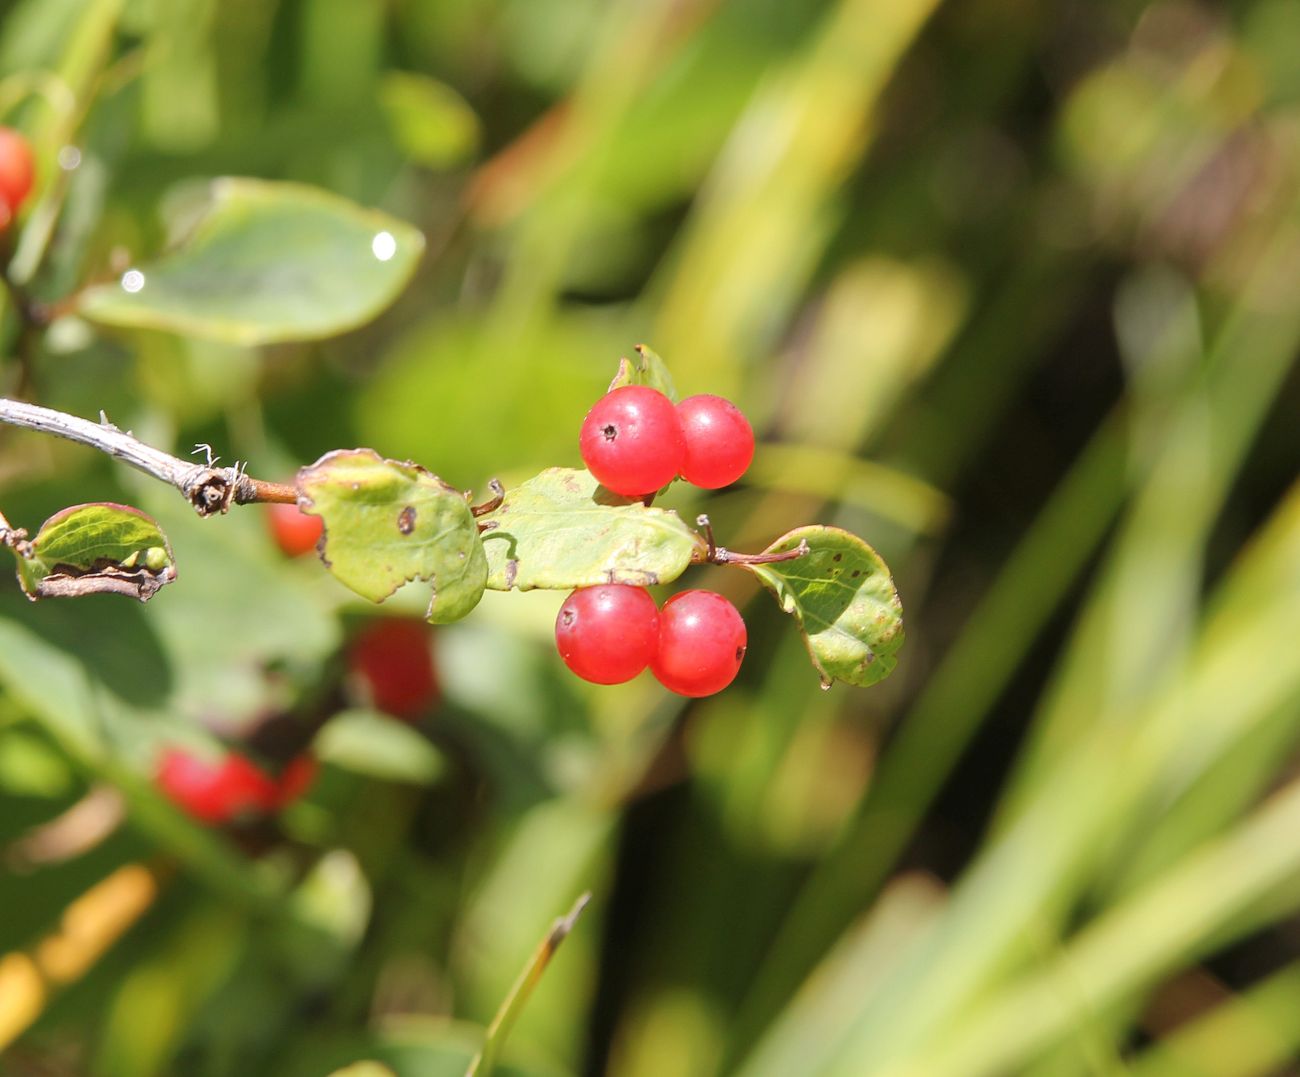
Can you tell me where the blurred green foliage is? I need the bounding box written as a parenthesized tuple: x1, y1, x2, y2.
(1, 1, 1300, 1075)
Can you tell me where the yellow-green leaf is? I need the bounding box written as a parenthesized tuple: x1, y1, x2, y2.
(478, 467, 703, 591)
(297, 449, 486, 623)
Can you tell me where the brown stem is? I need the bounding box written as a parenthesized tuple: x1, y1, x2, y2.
(470, 478, 505, 517)
(692, 514, 809, 566)
(238, 478, 297, 505)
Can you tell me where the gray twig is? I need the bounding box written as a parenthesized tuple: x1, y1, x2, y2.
(0, 398, 294, 515)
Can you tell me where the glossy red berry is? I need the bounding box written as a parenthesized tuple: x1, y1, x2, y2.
(349, 617, 439, 718)
(651, 590, 747, 697)
(266, 501, 323, 557)
(0, 128, 35, 223)
(555, 584, 661, 685)
(579, 386, 685, 496)
(676, 394, 755, 489)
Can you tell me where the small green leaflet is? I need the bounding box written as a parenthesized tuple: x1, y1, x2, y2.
(75, 178, 424, 345)
(607, 344, 678, 400)
(746, 525, 904, 688)
(478, 468, 703, 591)
(6, 502, 177, 602)
(297, 449, 486, 623)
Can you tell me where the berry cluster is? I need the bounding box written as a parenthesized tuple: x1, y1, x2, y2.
(156, 748, 315, 824)
(564, 385, 758, 696)
(0, 127, 34, 227)
(580, 387, 755, 497)
(556, 585, 747, 697)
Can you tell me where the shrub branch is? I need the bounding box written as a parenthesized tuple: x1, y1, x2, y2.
(0, 398, 294, 514)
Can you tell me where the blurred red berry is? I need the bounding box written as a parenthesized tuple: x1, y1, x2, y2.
(348, 618, 439, 719)
(156, 748, 312, 823)
(0, 127, 34, 223)
(267, 501, 323, 558)
(273, 754, 317, 808)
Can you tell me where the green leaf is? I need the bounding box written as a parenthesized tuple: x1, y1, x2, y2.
(9, 502, 177, 602)
(607, 343, 678, 400)
(379, 71, 480, 168)
(478, 468, 704, 591)
(747, 526, 904, 688)
(297, 449, 487, 623)
(75, 178, 424, 345)
(313, 710, 446, 785)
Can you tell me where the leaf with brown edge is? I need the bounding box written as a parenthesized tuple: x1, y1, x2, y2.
(296, 449, 486, 623)
(746, 525, 904, 688)
(8, 503, 177, 603)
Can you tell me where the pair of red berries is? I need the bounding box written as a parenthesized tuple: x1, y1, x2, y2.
(156, 748, 315, 825)
(555, 585, 747, 697)
(0, 127, 35, 226)
(580, 387, 755, 497)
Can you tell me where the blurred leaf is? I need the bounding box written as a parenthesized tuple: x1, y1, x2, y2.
(314, 711, 446, 785)
(607, 344, 677, 400)
(329, 1064, 396, 1077)
(478, 467, 703, 591)
(298, 449, 487, 623)
(739, 876, 945, 1077)
(10, 502, 175, 602)
(75, 179, 424, 345)
(95, 899, 247, 1077)
(872, 773, 1300, 1077)
(747, 526, 904, 688)
(380, 70, 479, 168)
(468, 893, 591, 1077)
(274, 1018, 554, 1077)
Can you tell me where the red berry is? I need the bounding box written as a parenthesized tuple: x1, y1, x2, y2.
(267, 501, 324, 557)
(579, 386, 685, 496)
(651, 590, 747, 697)
(555, 584, 660, 685)
(156, 748, 278, 823)
(349, 618, 439, 718)
(273, 755, 318, 808)
(217, 754, 281, 814)
(676, 394, 755, 489)
(0, 128, 35, 222)
(156, 749, 233, 823)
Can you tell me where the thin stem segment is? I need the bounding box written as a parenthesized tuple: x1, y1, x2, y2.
(0, 398, 288, 516)
(694, 513, 810, 566)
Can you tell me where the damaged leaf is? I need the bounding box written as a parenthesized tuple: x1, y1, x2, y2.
(9, 503, 177, 602)
(478, 467, 703, 591)
(297, 449, 486, 623)
(746, 525, 904, 688)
